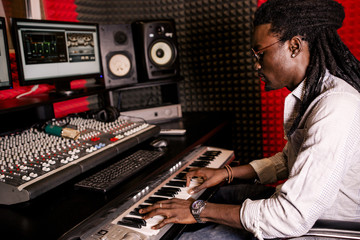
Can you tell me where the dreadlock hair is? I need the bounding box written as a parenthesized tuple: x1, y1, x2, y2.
(254, 0, 360, 136)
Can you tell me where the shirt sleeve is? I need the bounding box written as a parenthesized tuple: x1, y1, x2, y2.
(240, 92, 360, 239)
(249, 147, 289, 184)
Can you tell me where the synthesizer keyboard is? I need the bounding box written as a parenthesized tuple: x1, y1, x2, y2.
(59, 145, 235, 240)
(0, 116, 160, 205)
(75, 149, 165, 192)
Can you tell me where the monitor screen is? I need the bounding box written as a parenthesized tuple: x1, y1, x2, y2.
(0, 17, 13, 90)
(11, 18, 103, 94)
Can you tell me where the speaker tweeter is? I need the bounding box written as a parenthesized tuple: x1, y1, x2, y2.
(132, 20, 179, 81)
(99, 24, 137, 88)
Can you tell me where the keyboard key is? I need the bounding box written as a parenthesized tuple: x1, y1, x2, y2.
(75, 150, 164, 192)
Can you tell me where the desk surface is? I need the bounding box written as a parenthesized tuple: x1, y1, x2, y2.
(0, 112, 233, 240)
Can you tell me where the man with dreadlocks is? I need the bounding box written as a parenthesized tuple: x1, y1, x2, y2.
(140, 0, 360, 239)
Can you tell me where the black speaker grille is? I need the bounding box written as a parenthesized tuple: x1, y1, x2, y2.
(75, 0, 261, 162)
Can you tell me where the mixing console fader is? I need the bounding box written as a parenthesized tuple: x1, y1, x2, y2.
(0, 116, 160, 205)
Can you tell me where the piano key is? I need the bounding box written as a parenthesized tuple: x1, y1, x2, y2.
(160, 186, 181, 193)
(117, 219, 142, 229)
(154, 190, 176, 197)
(118, 215, 163, 236)
(190, 161, 210, 167)
(198, 156, 214, 160)
(167, 180, 186, 187)
(123, 217, 146, 226)
(130, 209, 143, 217)
(99, 147, 235, 240)
(163, 178, 202, 200)
(144, 196, 169, 204)
(119, 178, 203, 236)
(203, 151, 221, 156)
(174, 172, 186, 179)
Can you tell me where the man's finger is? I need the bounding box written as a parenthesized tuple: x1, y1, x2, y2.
(186, 169, 199, 186)
(151, 217, 176, 230)
(142, 207, 164, 220)
(189, 183, 206, 194)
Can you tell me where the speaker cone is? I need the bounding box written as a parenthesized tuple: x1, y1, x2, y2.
(108, 53, 131, 77)
(149, 40, 174, 66)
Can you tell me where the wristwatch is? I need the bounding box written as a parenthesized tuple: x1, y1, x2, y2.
(191, 200, 207, 223)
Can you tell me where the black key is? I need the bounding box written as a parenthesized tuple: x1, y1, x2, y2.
(198, 156, 214, 160)
(160, 187, 181, 193)
(123, 217, 146, 227)
(174, 172, 186, 179)
(190, 161, 210, 167)
(117, 219, 141, 228)
(204, 151, 221, 156)
(138, 204, 150, 209)
(167, 180, 186, 187)
(145, 196, 168, 204)
(155, 190, 175, 197)
(130, 210, 143, 217)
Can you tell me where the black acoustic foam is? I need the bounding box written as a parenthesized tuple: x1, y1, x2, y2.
(75, 0, 261, 162)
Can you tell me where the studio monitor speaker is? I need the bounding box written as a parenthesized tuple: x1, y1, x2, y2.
(132, 20, 179, 81)
(99, 24, 137, 88)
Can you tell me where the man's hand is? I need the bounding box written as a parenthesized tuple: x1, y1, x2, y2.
(139, 198, 196, 229)
(186, 167, 228, 194)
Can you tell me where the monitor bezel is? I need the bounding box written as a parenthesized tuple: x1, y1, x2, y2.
(0, 16, 13, 90)
(11, 18, 104, 88)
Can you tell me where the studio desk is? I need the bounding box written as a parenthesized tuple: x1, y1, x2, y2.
(0, 112, 234, 240)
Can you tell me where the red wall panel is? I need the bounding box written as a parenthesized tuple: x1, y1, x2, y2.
(43, 0, 78, 21)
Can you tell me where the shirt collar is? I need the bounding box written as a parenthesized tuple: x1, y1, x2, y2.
(290, 78, 307, 102)
(291, 70, 332, 102)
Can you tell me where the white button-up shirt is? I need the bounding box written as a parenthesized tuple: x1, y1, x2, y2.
(240, 71, 360, 239)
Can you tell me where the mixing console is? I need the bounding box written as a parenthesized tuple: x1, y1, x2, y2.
(0, 115, 160, 205)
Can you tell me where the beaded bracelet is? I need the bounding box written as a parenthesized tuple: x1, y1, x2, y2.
(224, 165, 234, 184)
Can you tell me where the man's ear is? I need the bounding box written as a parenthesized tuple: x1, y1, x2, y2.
(289, 36, 303, 58)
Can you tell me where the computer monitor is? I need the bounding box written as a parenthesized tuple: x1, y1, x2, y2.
(0, 17, 13, 90)
(11, 18, 103, 95)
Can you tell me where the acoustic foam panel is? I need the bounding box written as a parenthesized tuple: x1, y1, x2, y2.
(75, 0, 260, 162)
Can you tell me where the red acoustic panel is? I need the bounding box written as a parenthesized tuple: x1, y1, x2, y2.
(338, 0, 360, 60)
(260, 84, 289, 157)
(42, 0, 78, 21)
(53, 96, 90, 118)
(257, 0, 360, 158)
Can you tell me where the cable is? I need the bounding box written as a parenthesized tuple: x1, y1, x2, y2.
(16, 85, 39, 99)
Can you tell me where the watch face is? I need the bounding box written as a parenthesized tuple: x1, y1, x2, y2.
(108, 53, 131, 77)
(192, 200, 205, 214)
(192, 200, 202, 209)
(191, 200, 206, 223)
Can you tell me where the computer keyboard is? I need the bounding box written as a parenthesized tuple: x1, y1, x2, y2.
(74, 149, 165, 192)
